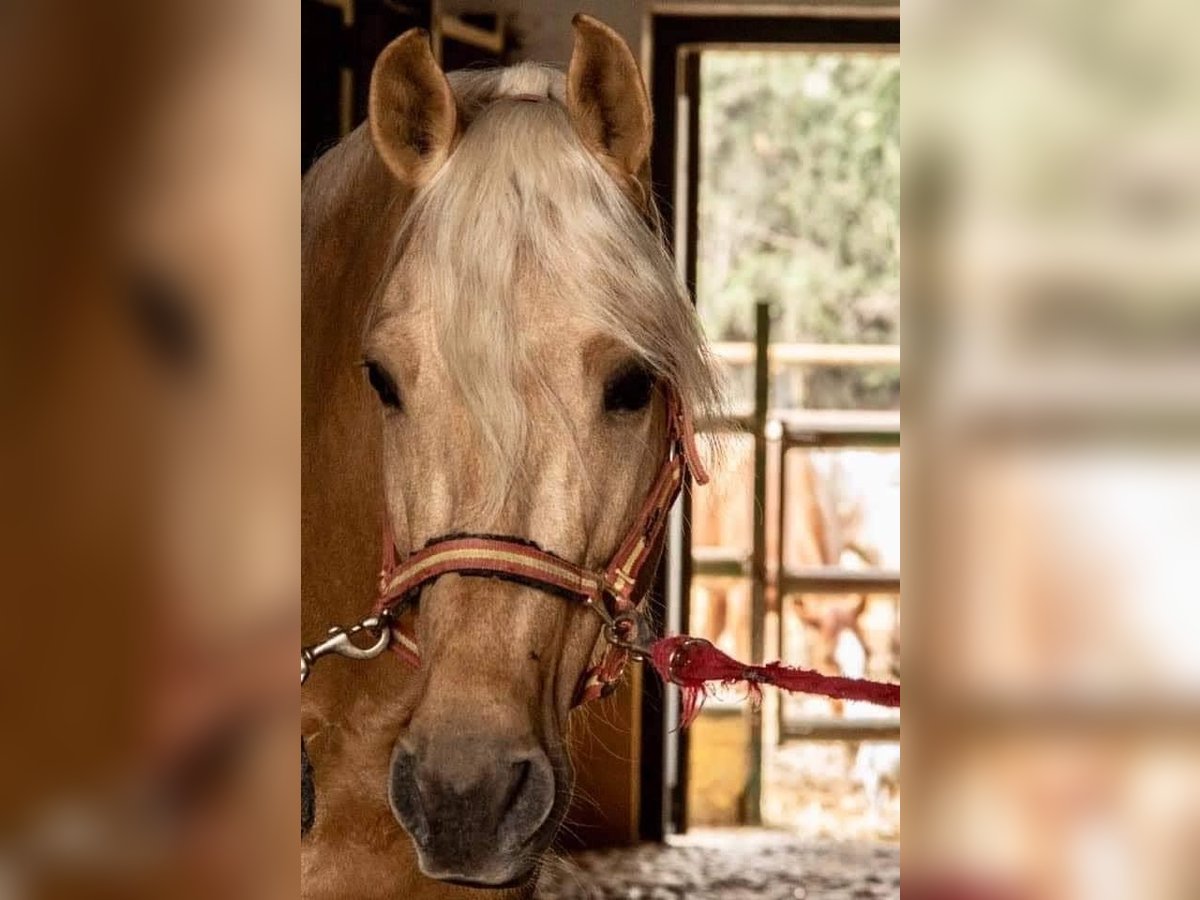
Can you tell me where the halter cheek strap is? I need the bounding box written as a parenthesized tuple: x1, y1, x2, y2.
(372, 389, 708, 706)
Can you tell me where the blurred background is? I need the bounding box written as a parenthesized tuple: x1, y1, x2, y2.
(907, 1, 1200, 897)
(1, 0, 298, 896)
(2, 0, 1198, 897)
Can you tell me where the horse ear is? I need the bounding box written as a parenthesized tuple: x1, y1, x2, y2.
(369, 29, 458, 187)
(566, 14, 652, 179)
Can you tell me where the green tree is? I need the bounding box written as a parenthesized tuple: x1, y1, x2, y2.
(698, 52, 899, 409)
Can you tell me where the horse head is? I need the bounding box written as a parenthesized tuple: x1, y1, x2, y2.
(302, 16, 719, 891)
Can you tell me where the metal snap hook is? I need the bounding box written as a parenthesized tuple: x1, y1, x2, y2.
(300, 613, 393, 685)
(583, 593, 617, 629)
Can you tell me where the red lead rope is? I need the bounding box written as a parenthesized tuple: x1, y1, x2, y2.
(648, 635, 901, 728)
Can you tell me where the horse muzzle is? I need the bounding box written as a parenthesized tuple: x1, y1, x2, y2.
(388, 729, 557, 886)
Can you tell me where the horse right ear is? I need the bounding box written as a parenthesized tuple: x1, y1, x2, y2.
(369, 29, 458, 187)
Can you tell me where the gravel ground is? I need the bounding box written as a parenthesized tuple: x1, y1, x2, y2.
(535, 829, 900, 900)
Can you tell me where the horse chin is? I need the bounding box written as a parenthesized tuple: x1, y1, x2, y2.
(414, 847, 541, 890)
(441, 871, 536, 890)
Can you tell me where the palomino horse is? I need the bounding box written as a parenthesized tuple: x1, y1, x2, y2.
(301, 17, 720, 896)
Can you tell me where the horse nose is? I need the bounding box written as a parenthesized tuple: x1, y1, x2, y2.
(389, 733, 555, 884)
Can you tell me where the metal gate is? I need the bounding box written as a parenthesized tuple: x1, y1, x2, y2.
(685, 301, 900, 825)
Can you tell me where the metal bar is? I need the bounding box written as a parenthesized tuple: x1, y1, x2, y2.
(710, 342, 900, 366)
(773, 427, 788, 747)
(670, 49, 703, 838)
(781, 567, 900, 594)
(699, 409, 900, 442)
(691, 559, 751, 578)
(669, 495, 690, 835)
(745, 302, 770, 826)
(778, 410, 899, 429)
(780, 720, 901, 742)
(780, 411, 900, 443)
(782, 429, 899, 449)
(691, 548, 752, 578)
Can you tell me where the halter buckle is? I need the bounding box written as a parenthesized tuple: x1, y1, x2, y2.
(598, 607, 654, 660)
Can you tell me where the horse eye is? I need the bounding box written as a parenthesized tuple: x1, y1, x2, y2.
(363, 359, 403, 410)
(603, 363, 655, 414)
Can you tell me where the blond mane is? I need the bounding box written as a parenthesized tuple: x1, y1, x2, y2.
(379, 63, 721, 497)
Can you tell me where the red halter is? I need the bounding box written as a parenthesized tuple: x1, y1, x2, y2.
(372, 389, 709, 705)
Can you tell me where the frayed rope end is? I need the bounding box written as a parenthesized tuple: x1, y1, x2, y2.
(648, 635, 900, 729)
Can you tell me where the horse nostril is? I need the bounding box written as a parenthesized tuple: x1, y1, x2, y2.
(502, 759, 532, 813)
(388, 744, 430, 843)
(497, 752, 554, 842)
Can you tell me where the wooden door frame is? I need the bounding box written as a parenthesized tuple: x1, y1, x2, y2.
(641, 6, 899, 840)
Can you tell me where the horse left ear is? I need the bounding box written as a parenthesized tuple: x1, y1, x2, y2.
(566, 14, 653, 180)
